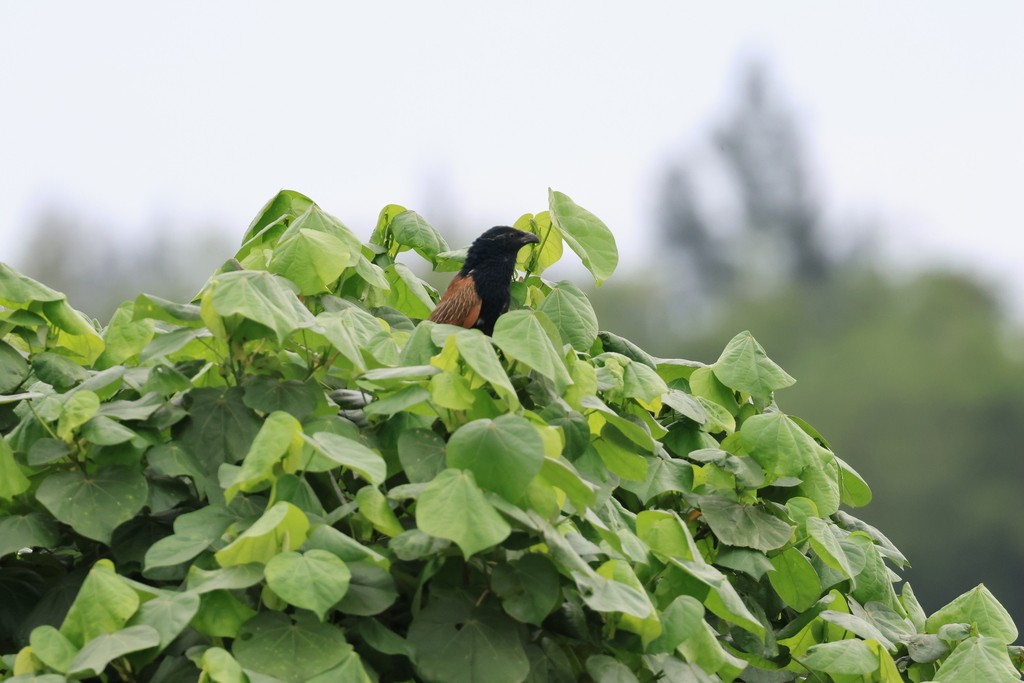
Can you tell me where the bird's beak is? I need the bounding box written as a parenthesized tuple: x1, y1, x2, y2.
(522, 233, 541, 245)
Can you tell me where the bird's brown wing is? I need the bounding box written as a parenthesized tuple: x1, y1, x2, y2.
(429, 274, 482, 329)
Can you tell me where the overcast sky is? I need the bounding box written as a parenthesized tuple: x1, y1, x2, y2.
(2, 2, 1023, 309)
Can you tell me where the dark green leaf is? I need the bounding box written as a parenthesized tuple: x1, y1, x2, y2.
(446, 415, 545, 503)
(36, 466, 149, 544)
(407, 590, 530, 683)
(233, 612, 351, 683)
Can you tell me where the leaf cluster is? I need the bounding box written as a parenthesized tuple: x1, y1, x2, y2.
(0, 190, 1020, 682)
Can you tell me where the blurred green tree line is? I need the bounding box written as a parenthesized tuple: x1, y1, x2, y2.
(9, 60, 1023, 631)
(595, 63, 1024, 625)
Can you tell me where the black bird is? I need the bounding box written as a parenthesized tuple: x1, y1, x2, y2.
(429, 226, 540, 335)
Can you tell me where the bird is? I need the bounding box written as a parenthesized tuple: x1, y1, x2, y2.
(429, 226, 540, 335)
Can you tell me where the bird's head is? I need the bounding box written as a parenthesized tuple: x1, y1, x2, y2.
(471, 226, 541, 254)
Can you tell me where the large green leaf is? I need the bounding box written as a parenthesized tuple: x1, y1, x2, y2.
(452, 329, 519, 406)
(740, 411, 821, 479)
(204, 270, 316, 343)
(214, 502, 310, 567)
(712, 330, 796, 401)
(224, 411, 302, 500)
(698, 496, 793, 552)
(232, 612, 352, 683)
(492, 310, 572, 392)
(238, 189, 316, 253)
(490, 553, 561, 625)
(67, 625, 161, 678)
(36, 466, 148, 544)
(125, 591, 201, 651)
(446, 415, 545, 503)
(932, 636, 1022, 682)
(415, 469, 511, 558)
(0, 339, 29, 393)
(407, 590, 530, 683)
(800, 639, 878, 676)
(315, 307, 385, 371)
(384, 263, 434, 319)
(768, 547, 822, 611)
(0, 513, 59, 557)
(548, 189, 618, 285)
(177, 387, 262, 468)
(389, 210, 450, 263)
(59, 560, 140, 648)
(336, 561, 398, 616)
(538, 280, 599, 352)
(268, 228, 350, 294)
(265, 550, 351, 620)
(302, 432, 387, 486)
(0, 438, 31, 502)
(926, 585, 1018, 643)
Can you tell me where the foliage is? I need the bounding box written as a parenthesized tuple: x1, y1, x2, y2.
(0, 190, 1020, 682)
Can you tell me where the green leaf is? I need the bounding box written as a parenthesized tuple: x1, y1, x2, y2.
(29, 625, 79, 674)
(452, 329, 519, 407)
(214, 501, 310, 567)
(0, 513, 59, 557)
(269, 228, 350, 294)
(186, 564, 265, 594)
(81, 415, 137, 445)
(806, 516, 855, 579)
(492, 309, 572, 392)
(57, 389, 100, 440)
(514, 211, 562, 275)
(95, 301, 155, 369)
(205, 270, 316, 343)
(177, 387, 262, 472)
(67, 625, 161, 678)
(265, 550, 351, 621)
(768, 547, 822, 611)
(315, 307, 386, 372)
(698, 497, 793, 552)
(336, 561, 398, 616)
(712, 330, 796, 401)
(538, 457, 596, 512)
(60, 559, 140, 648)
(800, 639, 878, 675)
(491, 553, 561, 625)
(740, 412, 820, 478)
(242, 376, 321, 421)
(926, 584, 1018, 643)
(548, 189, 618, 285)
(233, 612, 352, 683)
(362, 385, 431, 417)
(446, 415, 545, 503)
(834, 455, 872, 507)
(0, 339, 29, 393)
(397, 428, 447, 483)
(192, 590, 256, 638)
(636, 510, 699, 561)
(585, 655, 640, 683)
(355, 486, 404, 537)
(538, 280, 599, 352)
(36, 466, 149, 544)
(125, 591, 201, 650)
(0, 438, 31, 502)
(614, 456, 696, 505)
(303, 432, 387, 486)
(933, 636, 1022, 682)
(429, 371, 476, 410)
(239, 189, 316, 252)
(384, 263, 434, 319)
(200, 646, 247, 683)
(416, 469, 511, 558)
(407, 590, 530, 683)
(389, 210, 450, 263)
(223, 411, 302, 499)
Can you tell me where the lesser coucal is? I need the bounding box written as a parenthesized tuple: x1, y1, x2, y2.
(429, 226, 540, 335)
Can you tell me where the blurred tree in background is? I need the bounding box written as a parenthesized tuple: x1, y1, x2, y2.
(14, 209, 232, 322)
(598, 61, 1024, 624)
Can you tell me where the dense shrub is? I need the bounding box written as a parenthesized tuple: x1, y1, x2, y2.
(0, 190, 1020, 682)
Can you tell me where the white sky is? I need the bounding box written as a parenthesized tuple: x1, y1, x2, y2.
(2, 2, 1023, 308)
